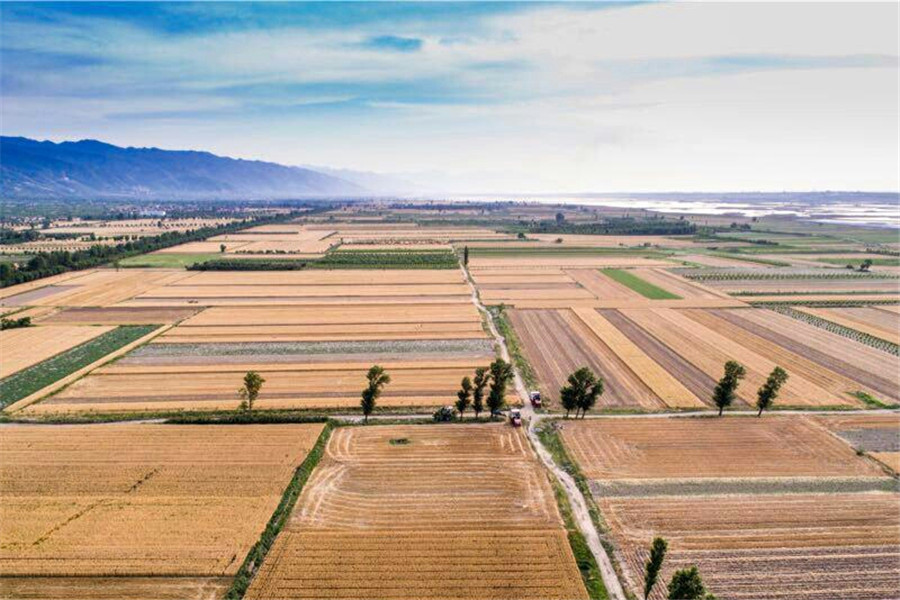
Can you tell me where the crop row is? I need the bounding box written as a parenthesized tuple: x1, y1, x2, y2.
(767, 306, 899, 356)
(679, 270, 900, 282)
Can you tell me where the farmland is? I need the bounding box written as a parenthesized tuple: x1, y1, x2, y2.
(246, 424, 589, 600)
(2, 203, 899, 600)
(557, 415, 900, 600)
(0, 423, 324, 599)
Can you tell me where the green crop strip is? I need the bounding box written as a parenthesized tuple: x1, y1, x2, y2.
(601, 268, 681, 300)
(0, 325, 158, 409)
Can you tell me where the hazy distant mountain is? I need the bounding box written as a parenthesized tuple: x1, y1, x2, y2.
(0, 136, 365, 199)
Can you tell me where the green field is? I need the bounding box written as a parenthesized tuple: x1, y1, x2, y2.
(119, 253, 223, 268)
(0, 325, 158, 408)
(601, 268, 681, 299)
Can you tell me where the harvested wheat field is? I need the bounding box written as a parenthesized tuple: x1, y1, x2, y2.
(25, 360, 495, 414)
(619, 308, 857, 408)
(38, 306, 200, 325)
(0, 325, 114, 378)
(0, 423, 324, 599)
(246, 424, 588, 600)
(795, 306, 900, 344)
(1, 270, 196, 308)
(468, 255, 671, 269)
(703, 278, 900, 295)
(815, 414, 900, 474)
(713, 308, 900, 403)
(508, 308, 663, 409)
(559, 416, 885, 480)
(601, 492, 900, 600)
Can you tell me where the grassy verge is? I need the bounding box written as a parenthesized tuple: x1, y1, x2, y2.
(491, 305, 538, 391)
(535, 420, 633, 599)
(852, 391, 900, 409)
(119, 253, 223, 268)
(548, 476, 609, 600)
(225, 421, 335, 599)
(601, 268, 681, 300)
(0, 325, 158, 408)
(704, 252, 791, 267)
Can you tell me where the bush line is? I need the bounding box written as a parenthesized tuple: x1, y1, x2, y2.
(225, 421, 335, 599)
(766, 306, 899, 355)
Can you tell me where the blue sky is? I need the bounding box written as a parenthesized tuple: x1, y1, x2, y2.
(2, 2, 898, 192)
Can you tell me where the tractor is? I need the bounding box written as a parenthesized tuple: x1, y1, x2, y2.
(529, 391, 542, 409)
(509, 408, 522, 427)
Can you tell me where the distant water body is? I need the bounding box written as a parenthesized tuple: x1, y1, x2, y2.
(459, 195, 900, 229)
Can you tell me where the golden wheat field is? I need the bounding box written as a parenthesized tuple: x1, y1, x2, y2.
(0, 325, 114, 377)
(24, 360, 497, 414)
(246, 425, 588, 600)
(0, 423, 323, 599)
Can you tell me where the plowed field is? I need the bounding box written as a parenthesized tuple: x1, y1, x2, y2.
(246, 425, 588, 600)
(601, 492, 900, 600)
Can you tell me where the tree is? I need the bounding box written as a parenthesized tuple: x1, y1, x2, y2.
(455, 376, 473, 419)
(487, 359, 513, 417)
(667, 566, 713, 600)
(756, 366, 788, 417)
(360, 365, 391, 424)
(559, 367, 604, 419)
(712, 360, 746, 416)
(472, 367, 488, 419)
(556, 211, 565, 225)
(220, 243, 227, 253)
(463, 245, 469, 266)
(238, 371, 265, 411)
(560, 386, 578, 419)
(860, 258, 873, 272)
(644, 537, 668, 600)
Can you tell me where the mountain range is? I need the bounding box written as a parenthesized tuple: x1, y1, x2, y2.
(0, 136, 412, 199)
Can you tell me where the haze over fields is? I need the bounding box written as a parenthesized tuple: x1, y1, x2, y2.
(1, 2, 898, 193)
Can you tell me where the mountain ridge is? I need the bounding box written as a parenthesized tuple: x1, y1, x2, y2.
(0, 136, 369, 199)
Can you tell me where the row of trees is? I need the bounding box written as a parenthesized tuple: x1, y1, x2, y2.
(233, 358, 789, 421)
(713, 360, 789, 417)
(644, 537, 716, 600)
(453, 359, 514, 419)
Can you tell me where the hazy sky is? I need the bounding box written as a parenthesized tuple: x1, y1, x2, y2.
(2, 2, 898, 192)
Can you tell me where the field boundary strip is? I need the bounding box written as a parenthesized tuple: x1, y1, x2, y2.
(2, 324, 170, 412)
(226, 421, 334, 599)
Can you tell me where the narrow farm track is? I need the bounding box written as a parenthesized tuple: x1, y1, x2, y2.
(459, 257, 628, 600)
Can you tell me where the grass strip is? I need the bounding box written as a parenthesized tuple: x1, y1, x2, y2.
(119, 253, 224, 268)
(491, 305, 538, 391)
(601, 268, 681, 300)
(0, 325, 158, 408)
(548, 476, 609, 600)
(852, 391, 900, 409)
(225, 421, 335, 599)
